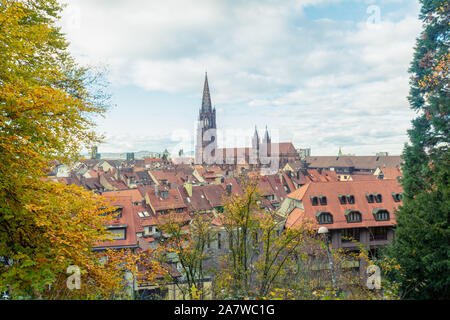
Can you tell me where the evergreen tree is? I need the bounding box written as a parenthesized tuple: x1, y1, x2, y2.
(383, 1, 449, 299)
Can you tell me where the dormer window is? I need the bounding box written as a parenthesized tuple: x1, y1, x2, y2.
(346, 194, 355, 204)
(374, 193, 382, 203)
(108, 226, 127, 240)
(373, 208, 389, 221)
(161, 191, 169, 199)
(319, 195, 327, 205)
(338, 194, 347, 204)
(392, 192, 402, 202)
(316, 211, 333, 224)
(366, 194, 374, 203)
(310, 196, 319, 206)
(345, 210, 362, 223)
(112, 206, 123, 219)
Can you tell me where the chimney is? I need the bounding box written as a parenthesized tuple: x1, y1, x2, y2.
(226, 183, 232, 196)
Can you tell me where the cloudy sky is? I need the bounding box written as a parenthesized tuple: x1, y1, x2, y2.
(60, 0, 422, 156)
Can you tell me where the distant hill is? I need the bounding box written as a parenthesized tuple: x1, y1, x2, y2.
(81, 150, 161, 160)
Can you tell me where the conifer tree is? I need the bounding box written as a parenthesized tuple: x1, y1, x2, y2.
(383, 1, 449, 299)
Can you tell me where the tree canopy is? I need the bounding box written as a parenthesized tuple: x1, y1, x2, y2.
(382, 0, 449, 299)
(0, 0, 127, 299)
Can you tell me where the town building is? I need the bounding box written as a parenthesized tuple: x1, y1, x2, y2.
(278, 179, 403, 267)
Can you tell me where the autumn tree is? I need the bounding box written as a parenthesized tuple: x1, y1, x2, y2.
(213, 177, 314, 299)
(156, 213, 214, 299)
(0, 0, 129, 298)
(382, 1, 449, 299)
(102, 248, 167, 300)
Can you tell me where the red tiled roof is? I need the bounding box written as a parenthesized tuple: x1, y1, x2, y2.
(322, 170, 339, 182)
(201, 184, 226, 208)
(258, 176, 274, 196)
(305, 156, 402, 170)
(381, 167, 402, 180)
(306, 169, 326, 182)
(101, 171, 128, 189)
(285, 208, 306, 229)
(137, 184, 156, 197)
(281, 171, 296, 193)
(350, 174, 378, 181)
(146, 186, 187, 213)
(223, 178, 244, 196)
(102, 189, 143, 204)
(291, 171, 308, 185)
(286, 180, 403, 230)
(157, 211, 192, 225)
(145, 158, 163, 162)
(94, 196, 138, 249)
(266, 174, 288, 202)
(180, 186, 214, 212)
(133, 204, 158, 232)
(149, 170, 185, 186)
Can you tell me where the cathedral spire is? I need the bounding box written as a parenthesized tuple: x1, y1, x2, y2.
(201, 72, 212, 112)
(252, 125, 259, 150)
(263, 125, 270, 143)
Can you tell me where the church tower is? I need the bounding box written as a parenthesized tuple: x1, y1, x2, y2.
(260, 125, 271, 158)
(195, 73, 217, 164)
(252, 126, 260, 151)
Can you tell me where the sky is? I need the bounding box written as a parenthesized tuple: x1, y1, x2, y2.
(59, 0, 422, 156)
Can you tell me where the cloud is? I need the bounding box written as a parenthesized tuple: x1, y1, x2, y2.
(60, 0, 422, 155)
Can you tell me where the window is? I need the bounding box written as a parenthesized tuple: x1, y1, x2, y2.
(346, 194, 355, 204)
(366, 194, 374, 203)
(373, 209, 389, 221)
(106, 206, 123, 219)
(374, 193, 382, 203)
(341, 228, 360, 242)
(109, 228, 126, 240)
(217, 233, 222, 250)
(392, 192, 402, 202)
(338, 194, 347, 204)
(345, 210, 362, 223)
(319, 195, 327, 205)
(310, 196, 319, 206)
(316, 211, 333, 224)
(369, 227, 388, 241)
(253, 231, 258, 245)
